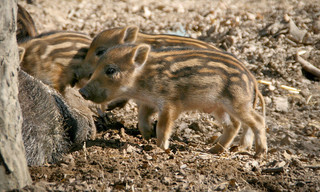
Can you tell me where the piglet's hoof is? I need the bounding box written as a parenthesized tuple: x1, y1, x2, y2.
(208, 144, 225, 154)
(253, 149, 267, 159)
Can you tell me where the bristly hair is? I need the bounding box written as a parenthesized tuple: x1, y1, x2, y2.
(18, 30, 90, 44)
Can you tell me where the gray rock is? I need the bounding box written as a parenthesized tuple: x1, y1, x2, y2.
(0, 2, 32, 190)
(273, 96, 289, 112)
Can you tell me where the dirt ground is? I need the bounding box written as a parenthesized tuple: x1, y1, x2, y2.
(19, 0, 319, 191)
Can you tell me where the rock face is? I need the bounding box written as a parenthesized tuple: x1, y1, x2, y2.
(0, 1, 32, 190)
(19, 70, 96, 166)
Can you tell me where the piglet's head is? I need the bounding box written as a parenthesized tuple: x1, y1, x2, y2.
(79, 26, 139, 83)
(79, 43, 150, 104)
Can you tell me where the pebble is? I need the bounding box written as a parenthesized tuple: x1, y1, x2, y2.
(313, 17, 320, 34)
(273, 96, 289, 112)
(280, 135, 291, 146)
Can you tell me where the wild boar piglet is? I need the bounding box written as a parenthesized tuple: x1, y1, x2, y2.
(19, 31, 92, 94)
(79, 44, 267, 157)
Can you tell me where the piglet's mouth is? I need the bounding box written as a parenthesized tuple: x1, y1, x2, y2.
(79, 88, 108, 104)
(79, 88, 90, 100)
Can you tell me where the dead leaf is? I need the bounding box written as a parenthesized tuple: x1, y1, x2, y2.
(288, 17, 307, 43)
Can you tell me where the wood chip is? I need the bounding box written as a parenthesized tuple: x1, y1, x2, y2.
(304, 165, 320, 170)
(288, 18, 307, 43)
(296, 53, 320, 78)
(257, 80, 272, 85)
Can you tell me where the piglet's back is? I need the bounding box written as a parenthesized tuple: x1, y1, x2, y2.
(133, 47, 256, 109)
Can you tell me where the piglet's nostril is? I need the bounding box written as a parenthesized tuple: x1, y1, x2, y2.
(79, 88, 89, 100)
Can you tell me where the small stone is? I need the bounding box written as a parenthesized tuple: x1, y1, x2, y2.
(198, 153, 211, 160)
(75, 184, 83, 191)
(215, 182, 228, 191)
(268, 84, 276, 91)
(162, 177, 171, 185)
(244, 160, 260, 172)
(126, 144, 138, 153)
(131, 5, 140, 13)
(280, 135, 291, 146)
(120, 128, 126, 138)
(61, 154, 75, 166)
(273, 97, 289, 112)
(176, 4, 184, 13)
(142, 6, 151, 18)
(56, 185, 66, 191)
(180, 164, 187, 169)
(69, 178, 76, 184)
(60, 163, 69, 168)
(264, 96, 272, 105)
(283, 14, 291, 22)
(283, 150, 292, 160)
(144, 153, 153, 160)
(313, 17, 320, 34)
(183, 128, 192, 135)
(278, 161, 286, 167)
(246, 12, 256, 20)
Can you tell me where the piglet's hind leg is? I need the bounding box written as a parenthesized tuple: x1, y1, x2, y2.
(156, 105, 181, 150)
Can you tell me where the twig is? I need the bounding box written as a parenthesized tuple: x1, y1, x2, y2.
(306, 95, 313, 104)
(83, 141, 87, 161)
(296, 53, 320, 78)
(261, 167, 284, 173)
(304, 165, 320, 170)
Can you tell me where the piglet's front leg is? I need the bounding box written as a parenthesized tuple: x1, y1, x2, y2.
(209, 114, 241, 154)
(138, 104, 156, 140)
(156, 104, 181, 150)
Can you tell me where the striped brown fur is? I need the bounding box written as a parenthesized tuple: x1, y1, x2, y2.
(80, 26, 221, 82)
(17, 4, 37, 42)
(19, 31, 92, 94)
(79, 44, 267, 157)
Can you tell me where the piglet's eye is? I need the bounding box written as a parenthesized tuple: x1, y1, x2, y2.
(105, 67, 117, 75)
(95, 48, 106, 57)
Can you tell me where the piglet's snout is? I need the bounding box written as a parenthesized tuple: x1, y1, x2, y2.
(79, 88, 89, 100)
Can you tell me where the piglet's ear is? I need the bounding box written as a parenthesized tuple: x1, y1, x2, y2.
(18, 47, 25, 63)
(121, 25, 139, 43)
(131, 44, 150, 67)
